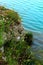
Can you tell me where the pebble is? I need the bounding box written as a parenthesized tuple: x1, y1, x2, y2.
(17, 36, 20, 40)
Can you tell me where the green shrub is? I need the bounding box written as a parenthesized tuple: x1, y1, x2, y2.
(24, 32, 33, 45)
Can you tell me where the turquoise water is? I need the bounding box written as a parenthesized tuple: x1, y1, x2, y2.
(0, 0, 43, 60)
(0, 0, 43, 33)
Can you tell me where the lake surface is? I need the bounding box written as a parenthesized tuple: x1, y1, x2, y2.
(0, 0, 43, 60)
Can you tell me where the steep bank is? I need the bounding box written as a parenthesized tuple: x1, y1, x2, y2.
(0, 6, 42, 65)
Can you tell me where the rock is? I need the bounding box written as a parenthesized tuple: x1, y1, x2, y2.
(0, 46, 4, 53)
(17, 36, 20, 41)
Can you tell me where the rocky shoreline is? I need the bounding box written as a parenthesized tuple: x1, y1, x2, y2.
(0, 6, 41, 65)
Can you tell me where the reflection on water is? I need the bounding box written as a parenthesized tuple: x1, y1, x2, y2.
(0, 0, 43, 60)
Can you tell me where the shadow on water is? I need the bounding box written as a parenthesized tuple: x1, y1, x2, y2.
(31, 32, 43, 61)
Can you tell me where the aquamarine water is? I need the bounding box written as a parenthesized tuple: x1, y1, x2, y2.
(0, 0, 43, 60)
